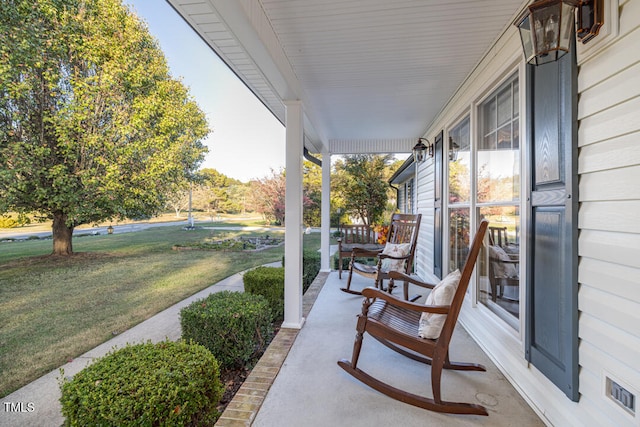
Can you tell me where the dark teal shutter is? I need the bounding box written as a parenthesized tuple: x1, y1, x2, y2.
(433, 131, 443, 279)
(525, 43, 579, 401)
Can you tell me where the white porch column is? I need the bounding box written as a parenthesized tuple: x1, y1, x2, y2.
(282, 100, 304, 329)
(320, 152, 331, 272)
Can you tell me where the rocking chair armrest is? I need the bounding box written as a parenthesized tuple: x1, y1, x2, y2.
(361, 287, 450, 315)
(388, 271, 436, 290)
(489, 256, 519, 265)
(377, 253, 411, 261)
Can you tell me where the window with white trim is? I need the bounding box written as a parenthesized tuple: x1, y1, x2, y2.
(445, 73, 521, 330)
(476, 74, 520, 329)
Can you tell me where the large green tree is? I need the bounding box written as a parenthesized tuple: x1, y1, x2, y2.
(332, 154, 392, 225)
(198, 168, 245, 214)
(0, 0, 209, 255)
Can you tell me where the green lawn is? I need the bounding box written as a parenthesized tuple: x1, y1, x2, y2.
(0, 224, 318, 397)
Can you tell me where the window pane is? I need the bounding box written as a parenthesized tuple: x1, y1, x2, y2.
(449, 117, 471, 203)
(448, 208, 470, 273)
(478, 74, 520, 204)
(497, 86, 511, 127)
(477, 150, 520, 202)
(478, 207, 520, 328)
(481, 132, 496, 150)
(513, 81, 519, 119)
(483, 98, 496, 133)
(497, 124, 512, 149)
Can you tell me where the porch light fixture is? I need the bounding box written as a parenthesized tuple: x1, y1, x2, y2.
(514, 0, 603, 66)
(413, 138, 433, 164)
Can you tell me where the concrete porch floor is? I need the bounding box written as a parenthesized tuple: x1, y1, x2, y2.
(234, 271, 545, 427)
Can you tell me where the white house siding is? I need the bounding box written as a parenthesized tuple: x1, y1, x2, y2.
(575, 1, 640, 426)
(417, 1, 640, 426)
(415, 161, 435, 281)
(397, 183, 407, 215)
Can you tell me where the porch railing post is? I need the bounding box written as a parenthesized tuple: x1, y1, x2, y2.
(282, 100, 304, 329)
(320, 152, 331, 272)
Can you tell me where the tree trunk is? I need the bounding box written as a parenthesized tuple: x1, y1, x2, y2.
(52, 212, 74, 255)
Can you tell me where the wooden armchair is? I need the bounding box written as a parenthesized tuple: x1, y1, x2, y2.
(488, 226, 508, 247)
(336, 224, 383, 279)
(487, 225, 519, 302)
(488, 245, 519, 302)
(341, 213, 421, 296)
(338, 220, 489, 415)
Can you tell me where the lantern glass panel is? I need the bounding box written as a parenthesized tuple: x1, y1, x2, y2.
(560, 2, 575, 48)
(532, 3, 561, 55)
(517, 15, 535, 62)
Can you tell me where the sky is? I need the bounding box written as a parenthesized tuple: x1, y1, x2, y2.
(126, 0, 285, 183)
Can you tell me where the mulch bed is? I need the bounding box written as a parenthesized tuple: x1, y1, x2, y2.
(215, 323, 281, 415)
(217, 367, 251, 413)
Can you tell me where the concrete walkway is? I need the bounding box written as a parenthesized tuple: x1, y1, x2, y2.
(0, 264, 279, 427)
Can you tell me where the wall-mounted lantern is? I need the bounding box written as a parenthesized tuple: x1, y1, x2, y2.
(514, 0, 603, 65)
(412, 138, 433, 164)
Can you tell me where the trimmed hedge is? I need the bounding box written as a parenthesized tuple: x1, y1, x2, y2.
(251, 252, 320, 321)
(180, 291, 273, 370)
(302, 250, 321, 293)
(59, 340, 223, 427)
(243, 267, 285, 322)
(332, 252, 351, 272)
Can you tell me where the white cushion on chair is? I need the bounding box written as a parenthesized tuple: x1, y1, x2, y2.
(488, 245, 518, 278)
(418, 269, 461, 339)
(380, 243, 411, 272)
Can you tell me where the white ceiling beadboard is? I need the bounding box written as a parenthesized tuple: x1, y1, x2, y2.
(167, 0, 526, 154)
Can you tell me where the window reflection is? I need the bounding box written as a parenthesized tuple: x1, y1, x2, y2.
(448, 117, 470, 203)
(477, 150, 520, 203)
(476, 75, 520, 329)
(449, 208, 470, 273)
(448, 117, 471, 275)
(478, 207, 520, 324)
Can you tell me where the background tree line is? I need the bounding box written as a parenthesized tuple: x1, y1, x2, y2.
(177, 154, 404, 228)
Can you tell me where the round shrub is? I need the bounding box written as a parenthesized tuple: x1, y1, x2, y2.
(243, 266, 285, 321)
(180, 291, 273, 371)
(59, 340, 223, 426)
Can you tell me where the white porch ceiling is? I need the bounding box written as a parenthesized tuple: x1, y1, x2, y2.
(166, 0, 526, 154)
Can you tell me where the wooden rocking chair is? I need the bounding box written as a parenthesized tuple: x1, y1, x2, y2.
(336, 224, 383, 279)
(341, 213, 421, 296)
(338, 220, 489, 415)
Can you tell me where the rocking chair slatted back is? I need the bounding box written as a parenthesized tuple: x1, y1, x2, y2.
(386, 214, 420, 246)
(336, 224, 382, 279)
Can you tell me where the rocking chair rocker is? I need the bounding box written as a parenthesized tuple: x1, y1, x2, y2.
(338, 220, 489, 415)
